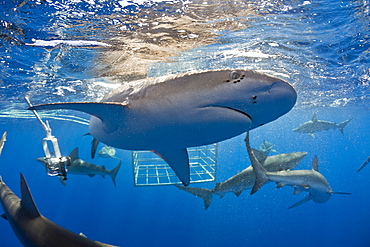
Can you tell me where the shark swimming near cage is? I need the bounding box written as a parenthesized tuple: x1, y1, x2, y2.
(29, 69, 297, 186)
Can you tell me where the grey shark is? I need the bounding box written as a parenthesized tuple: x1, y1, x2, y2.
(29, 69, 297, 186)
(259, 139, 277, 156)
(245, 132, 350, 208)
(176, 149, 307, 209)
(0, 173, 118, 247)
(292, 113, 352, 137)
(37, 147, 121, 187)
(0, 131, 7, 156)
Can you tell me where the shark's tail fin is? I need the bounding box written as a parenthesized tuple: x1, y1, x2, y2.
(244, 132, 269, 195)
(175, 185, 214, 209)
(338, 118, 352, 135)
(109, 160, 122, 187)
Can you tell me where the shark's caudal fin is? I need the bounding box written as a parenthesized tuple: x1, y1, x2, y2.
(175, 185, 214, 209)
(338, 118, 352, 135)
(357, 156, 370, 172)
(29, 102, 128, 133)
(109, 160, 122, 187)
(20, 173, 41, 218)
(244, 132, 269, 195)
(288, 195, 312, 209)
(153, 149, 190, 186)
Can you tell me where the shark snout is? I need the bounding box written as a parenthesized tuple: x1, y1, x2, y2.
(268, 79, 297, 114)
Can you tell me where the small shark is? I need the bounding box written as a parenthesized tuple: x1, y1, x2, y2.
(0, 173, 119, 247)
(176, 149, 307, 209)
(245, 132, 351, 208)
(292, 113, 352, 137)
(0, 131, 7, 156)
(357, 156, 370, 172)
(37, 148, 121, 187)
(29, 69, 297, 186)
(98, 146, 120, 159)
(259, 139, 277, 156)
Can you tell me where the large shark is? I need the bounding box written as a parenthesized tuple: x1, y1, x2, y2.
(176, 149, 307, 209)
(37, 148, 121, 187)
(245, 133, 350, 208)
(0, 131, 7, 156)
(292, 113, 352, 137)
(29, 69, 297, 186)
(0, 173, 119, 247)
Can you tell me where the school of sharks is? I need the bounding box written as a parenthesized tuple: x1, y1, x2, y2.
(0, 69, 361, 246)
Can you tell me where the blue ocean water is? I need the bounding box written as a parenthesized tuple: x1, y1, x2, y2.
(1, 0, 370, 246)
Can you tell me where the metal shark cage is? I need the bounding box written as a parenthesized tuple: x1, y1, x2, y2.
(132, 144, 218, 186)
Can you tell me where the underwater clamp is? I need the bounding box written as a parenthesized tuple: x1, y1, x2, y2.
(25, 97, 69, 180)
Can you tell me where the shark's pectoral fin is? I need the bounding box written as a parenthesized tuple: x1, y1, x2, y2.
(87, 174, 95, 178)
(20, 173, 41, 218)
(329, 191, 351, 195)
(288, 195, 312, 209)
(154, 149, 190, 186)
(29, 102, 128, 133)
(1, 213, 8, 220)
(91, 138, 100, 159)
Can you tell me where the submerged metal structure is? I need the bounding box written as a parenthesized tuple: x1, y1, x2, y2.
(132, 144, 218, 186)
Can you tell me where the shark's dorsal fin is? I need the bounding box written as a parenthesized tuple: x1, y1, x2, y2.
(29, 102, 128, 133)
(312, 155, 319, 172)
(20, 173, 41, 218)
(153, 148, 190, 186)
(251, 148, 267, 164)
(312, 113, 318, 122)
(288, 195, 312, 209)
(69, 147, 79, 163)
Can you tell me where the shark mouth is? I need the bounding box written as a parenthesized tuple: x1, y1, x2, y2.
(208, 105, 252, 121)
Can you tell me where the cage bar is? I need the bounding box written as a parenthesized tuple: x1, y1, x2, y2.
(132, 144, 218, 186)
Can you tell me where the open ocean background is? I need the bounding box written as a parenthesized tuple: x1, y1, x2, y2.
(1, 0, 370, 246)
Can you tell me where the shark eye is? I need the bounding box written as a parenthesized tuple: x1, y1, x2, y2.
(230, 71, 240, 80)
